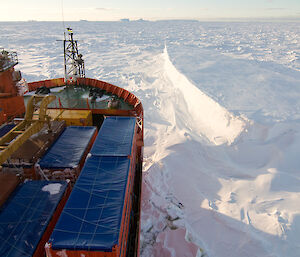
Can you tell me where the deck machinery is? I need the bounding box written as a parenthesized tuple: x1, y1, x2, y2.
(0, 48, 25, 123)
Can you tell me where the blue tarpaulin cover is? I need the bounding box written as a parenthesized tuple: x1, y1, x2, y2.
(90, 116, 136, 156)
(39, 126, 96, 169)
(50, 155, 131, 251)
(0, 124, 16, 138)
(0, 181, 67, 257)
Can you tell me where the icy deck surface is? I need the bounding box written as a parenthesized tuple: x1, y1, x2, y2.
(1, 21, 300, 257)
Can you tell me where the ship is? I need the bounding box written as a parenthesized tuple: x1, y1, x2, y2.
(0, 28, 143, 257)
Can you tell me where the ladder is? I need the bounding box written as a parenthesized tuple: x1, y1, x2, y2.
(0, 95, 56, 166)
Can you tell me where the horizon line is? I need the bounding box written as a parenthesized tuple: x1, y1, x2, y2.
(1, 16, 300, 22)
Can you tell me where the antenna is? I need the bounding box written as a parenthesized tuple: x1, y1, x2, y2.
(63, 28, 85, 83)
(61, 0, 66, 36)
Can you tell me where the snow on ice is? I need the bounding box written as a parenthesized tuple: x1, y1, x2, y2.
(1, 20, 300, 257)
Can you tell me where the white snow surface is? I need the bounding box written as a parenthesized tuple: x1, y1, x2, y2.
(1, 20, 300, 257)
(42, 183, 62, 195)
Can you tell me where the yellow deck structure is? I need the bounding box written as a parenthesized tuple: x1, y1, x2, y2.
(0, 95, 56, 166)
(45, 109, 92, 126)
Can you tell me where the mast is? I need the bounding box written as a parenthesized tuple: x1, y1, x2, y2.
(63, 28, 85, 83)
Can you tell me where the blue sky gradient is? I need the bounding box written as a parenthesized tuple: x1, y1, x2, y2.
(2, 0, 300, 21)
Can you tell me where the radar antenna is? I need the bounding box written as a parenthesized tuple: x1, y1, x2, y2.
(63, 28, 85, 83)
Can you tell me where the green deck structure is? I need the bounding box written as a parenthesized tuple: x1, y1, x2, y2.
(24, 85, 133, 110)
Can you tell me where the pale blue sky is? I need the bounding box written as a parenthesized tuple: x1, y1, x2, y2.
(2, 0, 300, 21)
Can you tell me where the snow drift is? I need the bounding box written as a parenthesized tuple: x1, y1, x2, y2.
(162, 46, 247, 146)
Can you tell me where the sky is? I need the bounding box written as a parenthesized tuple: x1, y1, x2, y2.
(1, 0, 300, 21)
